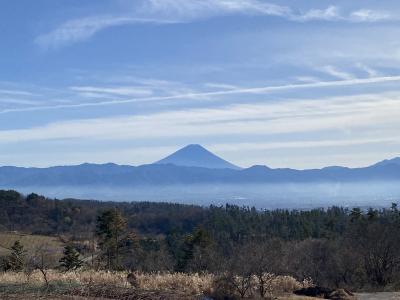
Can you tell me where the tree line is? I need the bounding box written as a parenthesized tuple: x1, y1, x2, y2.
(0, 190, 399, 292)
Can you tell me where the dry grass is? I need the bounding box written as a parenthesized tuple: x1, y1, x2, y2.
(0, 232, 64, 255)
(0, 270, 309, 298)
(278, 296, 319, 300)
(0, 270, 213, 295)
(136, 272, 213, 295)
(263, 274, 312, 293)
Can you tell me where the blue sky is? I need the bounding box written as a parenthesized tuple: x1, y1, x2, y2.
(1, 0, 400, 169)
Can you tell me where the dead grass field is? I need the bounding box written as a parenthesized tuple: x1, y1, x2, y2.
(0, 232, 64, 255)
(0, 270, 310, 299)
(279, 296, 318, 300)
(0, 270, 213, 295)
(356, 292, 400, 300)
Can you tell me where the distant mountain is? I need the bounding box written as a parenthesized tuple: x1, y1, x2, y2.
(1, 151, 399, 207)
(0, 148, 399, 189)
(373, 157, 400, 167)
(155, 144, 241, 170)
(0, 158, 400, 188)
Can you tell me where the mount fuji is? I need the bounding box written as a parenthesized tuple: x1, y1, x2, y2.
(0, 145, 400, 208)
(155, 144, 241, 170)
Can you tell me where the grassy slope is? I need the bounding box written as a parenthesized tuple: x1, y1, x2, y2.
(0, 232, 64, 255)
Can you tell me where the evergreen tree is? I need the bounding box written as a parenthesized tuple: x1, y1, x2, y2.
(178, 228, 212, 271)
(59, 244, 83, 271)
(8, 240, 26, 271)
(350, 207, 362, 222)
(96, 208, 127, 269)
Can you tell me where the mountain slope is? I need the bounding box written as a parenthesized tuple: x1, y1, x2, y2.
(155, 144, 241, 170)
(0, 150, 399, 188)
(373, 157, 400, 167)
(1, 160, 400, 187)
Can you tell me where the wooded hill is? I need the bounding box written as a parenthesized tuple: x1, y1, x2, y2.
(1, 189, 400, 291)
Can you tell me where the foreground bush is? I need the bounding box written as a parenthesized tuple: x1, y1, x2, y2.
(0, 270, 213, 295)
(0, 270, 309, 298)
(209, 273, 313, 299)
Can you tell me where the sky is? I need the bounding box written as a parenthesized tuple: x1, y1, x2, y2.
(1, 0, 400, 169)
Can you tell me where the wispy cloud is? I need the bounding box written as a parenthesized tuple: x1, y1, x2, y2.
(350, 9, 391, 22)
(36, 1, 394, 48)
(295, 76, 321, 83)
(1, 91, 399, 145)
(356, 63, 379, 77)
(140, 0, 291, 19)
(320, 66, 355, 80)
(70, 86, 154, 97)
(294, 6, 393, 23)
(0, 99, 43, 106)
(0, 89, 34, 96)
(213, 137, 399, 152)
(293, 6, 340, 22)
(35, 15, 179, 49)
(141, 1, 392, 23)
(3, 75, 400, 114)
(204, 83, 240, 90)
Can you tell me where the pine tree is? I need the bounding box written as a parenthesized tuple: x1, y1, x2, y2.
(96, 208, 127, 270)
(8, 240, 26, 271)
(59, 244, 83, 271)
(350, 207, 362, 222)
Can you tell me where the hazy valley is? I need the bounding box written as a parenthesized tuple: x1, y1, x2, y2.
(2, 145, 400, 208)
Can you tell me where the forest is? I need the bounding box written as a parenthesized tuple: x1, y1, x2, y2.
(0, 189, 400, 298)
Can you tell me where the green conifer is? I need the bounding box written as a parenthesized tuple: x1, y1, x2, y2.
(8, 240, 26, 271)
(59, 244, 83, 271)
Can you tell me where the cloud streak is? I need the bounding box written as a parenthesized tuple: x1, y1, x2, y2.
(320, 66, 355, 80)
(1, 90, 400, 144)
(70, 86, 154, 97)
(0, 89, 34, 96)
(1, 88, 400, 168)
(2, 75, 400, 114)
(350, 9, 391, 22)
(213, 137, 400, 152)
(36, 1, 394, 48)
(139, 0, 395, 23)
(35, 15, 179, 49)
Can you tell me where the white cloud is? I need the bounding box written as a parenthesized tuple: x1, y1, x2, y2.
(320, 66, 355, 80)
(3, 75, 400, 114)
(35, 15, 179, 49)
(204, 83, 240, 90)
(350, 9, 391, 22)
(356, 63, 379, 77)
(293, 6, 340, 22)
(1, 91, 400, 144)
(143, 1, 391, 23)
(0, 89, 34, 96)
(70, 86, 154, 97)
(36, 1, 394, 48)
(0, 99, 43, 106)
(212, 137, 399, 152)
(295, 76, 320, 83)
(141, 0, 291, 19)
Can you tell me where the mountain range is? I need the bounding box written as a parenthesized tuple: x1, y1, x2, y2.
(0, 144, 399, 187)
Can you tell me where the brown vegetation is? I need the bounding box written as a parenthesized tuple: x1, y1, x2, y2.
(1, 191, 400, 299)
(0, 270, 310, 299)
(0, 232, 63, 256)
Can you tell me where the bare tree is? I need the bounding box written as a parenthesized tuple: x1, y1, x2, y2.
(221, 244, 255, 299)
(28, 244, 59, 287)
(246, 239, 283, 298)
(348, 220, 400, 286)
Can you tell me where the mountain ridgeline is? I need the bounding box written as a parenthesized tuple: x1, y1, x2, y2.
(0, 145, 400, 207)
(1, 162, 400, 186)
(1, 145, 400, 186)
